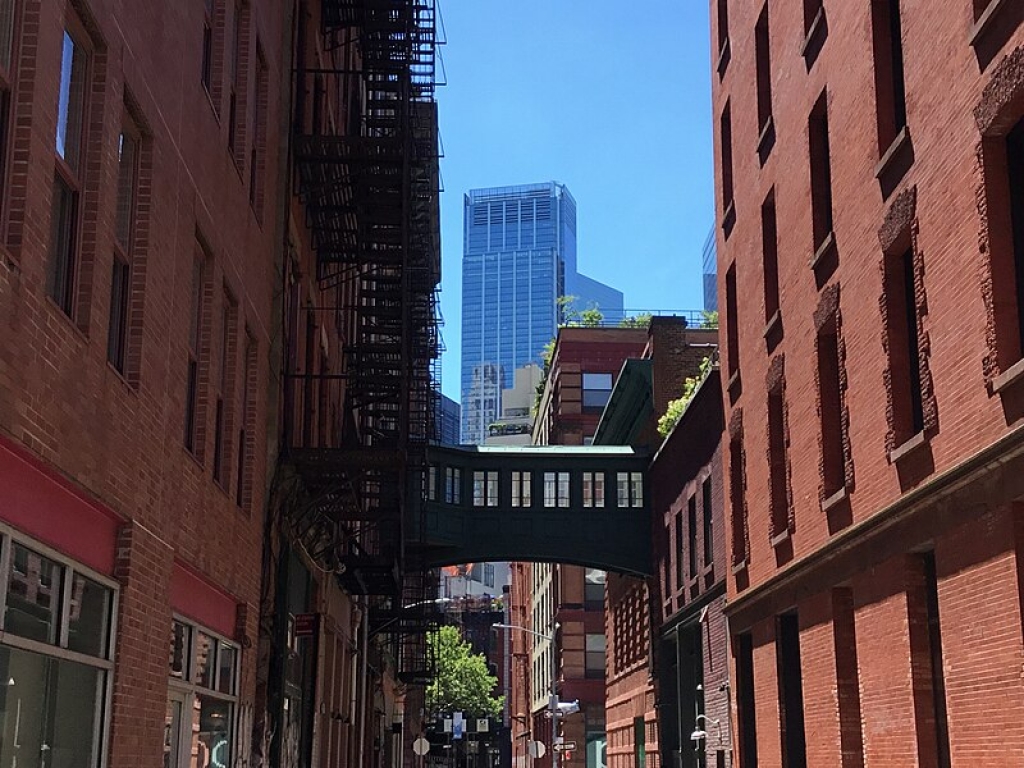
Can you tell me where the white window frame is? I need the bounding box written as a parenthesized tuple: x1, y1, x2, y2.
(166, 614, 241, 768)
(0, 524, 118, 768)
(511, 470, 531, 508)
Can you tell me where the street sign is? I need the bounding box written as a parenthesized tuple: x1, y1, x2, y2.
(453, 712, 464, 740)
(553, 742, 577, 752)
(443, 719, 453, 733)
(293, 613, 319, 637)
(413, 738, 431, 757)
(476, 719, 489, 733)
(527, 741, 546, 759)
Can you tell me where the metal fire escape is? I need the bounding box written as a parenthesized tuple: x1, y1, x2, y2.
(286, 0, 442, 684)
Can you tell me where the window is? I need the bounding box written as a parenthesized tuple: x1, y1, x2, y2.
(702, 477, 713, 567)
(768, 376, 791, 539)
(987, 119, 1024, 370)
(585, 634, 606, 679)
(920, 552, 951, 768)
(213, 290, 237, 486)
(720, 102, 734, 229)
(736, 633, 758, 767)
(716, 0, 730, 68)
(543, 471, 570, 508)
(726, 263, 740, 379)
(730, 429, 749, 567)
(582, 372, 613, 411)
(687, 495, 698, 580)
(250, 47, 267, 218)
(871, 0, 908, 154)
(809, 91, 834, 254)
(201, 0, 215, 93)
(803, 0, 823, 34)
(185, 251, 207, 455)
(615, 472, 643, 507)
(832, 589, 865, 766)
(817, 319, 845, 498)
(472, 470, 498, 507)
(884, 247, 924, 445)
(227, 2, 248, 161)
(0, 535, 115, 768)
(582, 471, 604, 508)
(762, 191, 780, 325)
(584, 569, 605, 610)
(427, 466, 437, 501)
(675, 510, 684, 589)
(166, 618, 239, 768)
(108, 125, 140, 373)
(483, 563, 495, 588)
(49, 29, 89, 317)
(755, 3, 772, 135)
(777, 613, 807, 767)
(236, 331, 256, 508)
(445, 467, 462, 504)
(0, 0, 17, 223)
(512, 470, 531, 507)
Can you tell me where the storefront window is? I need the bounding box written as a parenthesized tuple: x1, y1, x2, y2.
(0, 533, 115, 768)
(167, 618, 239, 768)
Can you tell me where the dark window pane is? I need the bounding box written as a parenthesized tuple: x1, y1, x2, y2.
(195, 631, 216, 688)
(169, 620, 191, 679)
(107, 257, 130, 371)
(0, 0, 14, 73)
(115, 131, 137, 250)
(0, 647, 104, 768)
(48, 175, 78, 315)
(218, 642, 237, 694)
(66, 572, 112, 657)
(6, 542, 62, 645)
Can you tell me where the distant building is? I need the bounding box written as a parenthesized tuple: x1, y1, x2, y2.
(436, 394, 461, 445)
(461, 183, 623, 443)
(702, 226, 717, 312)
(485, 363, 543, 446)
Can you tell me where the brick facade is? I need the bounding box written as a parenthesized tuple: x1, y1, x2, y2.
(714, 0, 1024, 765)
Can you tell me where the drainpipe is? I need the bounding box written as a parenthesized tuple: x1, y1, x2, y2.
(358, 597, 371, 768)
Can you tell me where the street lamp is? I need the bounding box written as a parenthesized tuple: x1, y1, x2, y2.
(492, 623, 561, 768)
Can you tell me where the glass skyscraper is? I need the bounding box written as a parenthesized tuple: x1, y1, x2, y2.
(460, 182, 623, 443)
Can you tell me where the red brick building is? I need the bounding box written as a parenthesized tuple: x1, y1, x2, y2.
(0, 0, 440, 767)
(712, 0, 1024, 765)
(593, 320, 724, 768)
(0, 0, 284, 764)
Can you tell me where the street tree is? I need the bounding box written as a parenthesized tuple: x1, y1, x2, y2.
(426, 625, 504, 718)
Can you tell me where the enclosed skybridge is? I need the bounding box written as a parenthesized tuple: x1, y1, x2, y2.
(416, 445, 653, 576)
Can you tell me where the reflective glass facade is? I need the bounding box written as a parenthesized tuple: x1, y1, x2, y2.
(702, 226, 718, 312)
(460, 183, 623, 443)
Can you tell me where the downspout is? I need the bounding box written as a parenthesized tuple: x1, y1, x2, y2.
(358, 597, 371, 768)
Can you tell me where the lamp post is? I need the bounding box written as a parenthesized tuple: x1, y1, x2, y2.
(492, 623, 559, 768)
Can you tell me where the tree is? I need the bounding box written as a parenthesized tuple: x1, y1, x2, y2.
(700, 309, 719, 329)
(619, 313, 653, 329)
(657, 356, 713, 437)
(426, 626, 504, 718)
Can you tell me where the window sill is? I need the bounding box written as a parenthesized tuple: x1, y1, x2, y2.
(105, 361, 138, 395)
(722, 200, 736, 239)
(820, 486, 848, 514)
(44, 296, 89, 344)
(874, 125, 912, 181)
(203, 85, 221, 123)
(757, 116, 776, 165)
(730, 559, 748, 577)
(801, 6, 827, 67)
(770, 528, 791, 549)
(727, 369, 741, 399)
(992, 356, 1024, 394)
(888, 430, 928, 465)
(763, 309, 782, 341)
(810, 230, 836, 271)
(970, 0, 1010, 47)
(716, 38, 731, 78)
(182, 445, 205, 472)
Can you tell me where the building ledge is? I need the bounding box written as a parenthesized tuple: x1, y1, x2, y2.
(757, 115, 776, 165)
(770, 528, 791, 549)
(801, 6, 827, 67)
(722, 200, 736, 238)
(763, 309, 782, 342)
(970, 0, 1010, 47)
(874, 125, 913, 183)
(716, 37, 731, 77)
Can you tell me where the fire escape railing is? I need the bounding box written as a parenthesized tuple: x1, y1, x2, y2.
(281, 0, 441, 685)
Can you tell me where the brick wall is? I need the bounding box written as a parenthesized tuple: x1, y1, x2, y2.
(714, 1, 1024, 764)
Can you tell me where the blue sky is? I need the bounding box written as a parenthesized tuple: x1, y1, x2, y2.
(436, 1, 714, 399)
